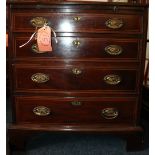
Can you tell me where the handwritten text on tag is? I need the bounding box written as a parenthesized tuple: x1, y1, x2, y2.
(37, 26, 52, 52)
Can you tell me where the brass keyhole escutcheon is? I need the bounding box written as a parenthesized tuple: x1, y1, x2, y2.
(72, 40, 81, 48)
(72, 68, 82, 75)
(73, 16, 81, 21)
(71, 101, 82, 106)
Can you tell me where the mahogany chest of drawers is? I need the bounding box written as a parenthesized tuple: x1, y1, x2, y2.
(7, 0, 148, 151)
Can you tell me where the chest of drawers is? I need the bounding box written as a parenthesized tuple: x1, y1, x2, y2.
(7, 0, 148, 152)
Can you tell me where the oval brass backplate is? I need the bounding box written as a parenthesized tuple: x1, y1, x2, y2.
(105, 18, 124, 29)
(31, 73, 49, 83)
(30, 17, 48, 28)
(33, 106, 50, 116)
(104, 74, 121, 85)
(105, 45, 123, 55)
(101, 108, 119, 119)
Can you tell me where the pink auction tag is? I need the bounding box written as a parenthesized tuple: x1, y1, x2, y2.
(37, 25, 52, 52)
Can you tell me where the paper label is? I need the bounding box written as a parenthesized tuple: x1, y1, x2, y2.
(37, 26, 52, 52)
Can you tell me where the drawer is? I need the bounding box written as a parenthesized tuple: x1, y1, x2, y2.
(12, 12, 142, 33)
(13, 65, 138, 92)
(13, 34, 140, 60)
(15, 96, 137, 124)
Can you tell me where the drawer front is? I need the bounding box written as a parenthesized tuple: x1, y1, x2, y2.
(14, 66, 137, 92)
(14, 35, 140, 60)
(12, 12, 142, 33)
(15, 96, 137, 124)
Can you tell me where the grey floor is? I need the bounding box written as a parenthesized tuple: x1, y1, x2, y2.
(7, 98, 149, 155)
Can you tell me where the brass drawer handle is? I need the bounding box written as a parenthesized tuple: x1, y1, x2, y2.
(101, 108, 119, 119)
(72, 40, 81, 48)
(105, 45, 123, 55)
(33, 106, 50, 116)
(73, 16, 81, 21)
(105, 18, 124, 29)
(71, 101, 82, 106)
(104, 74, 121, 85)
(31, 73, 49, 83)
(30, 17, 48, 28)
(72, 68, 82, 75)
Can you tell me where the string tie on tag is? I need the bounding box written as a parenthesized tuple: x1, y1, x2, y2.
(19, 31, 37, 48)
(19, 24, 58, 49)
(51, 28, 58, 44)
